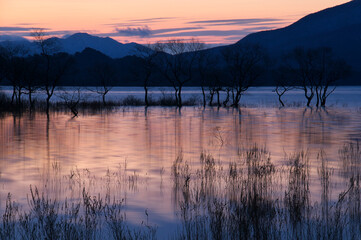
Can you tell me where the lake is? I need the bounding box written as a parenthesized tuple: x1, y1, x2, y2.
(0, 87, 361, 239)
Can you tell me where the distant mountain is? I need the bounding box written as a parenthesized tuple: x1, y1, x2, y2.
(0, 33, 149, 59)
(51, 33, 147, 59)
(0, 35, 29, 42)
(237, 0, 361, 70)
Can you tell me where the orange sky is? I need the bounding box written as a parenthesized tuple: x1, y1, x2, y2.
(0, 0, 351, 44)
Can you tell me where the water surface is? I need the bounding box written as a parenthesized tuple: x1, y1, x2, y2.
(1, 104, 361, 237)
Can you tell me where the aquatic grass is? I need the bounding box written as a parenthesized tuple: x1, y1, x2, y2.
(1, 143, 361, 239)
(170, 145, 361, 240)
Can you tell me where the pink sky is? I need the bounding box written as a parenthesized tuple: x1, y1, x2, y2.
(0, 0, 351, 44)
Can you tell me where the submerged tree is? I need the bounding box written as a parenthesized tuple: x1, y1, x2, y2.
(155, 38, 205, 107)
(273, 66, 294, 107)
(32, 29, 71, 115)
(0, 43, 30, 105)
(283, 47, 350, 107)
(90, 62, 116, 106)
(134, 44, 160, 107)
(222, 43, 267, 107)
(58, 88, 83, 117)
(197, 50, 224, 107)
(311, 48, 350, 107)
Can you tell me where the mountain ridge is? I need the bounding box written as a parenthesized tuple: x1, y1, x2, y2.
(236, 0, 361, 69)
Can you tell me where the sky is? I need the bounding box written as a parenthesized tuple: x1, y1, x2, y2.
(0, 0, 351, 45)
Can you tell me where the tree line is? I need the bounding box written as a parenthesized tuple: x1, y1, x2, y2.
(0, 31, 351, 114)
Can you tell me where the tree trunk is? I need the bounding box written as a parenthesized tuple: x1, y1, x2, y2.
(178, 87, 182, 108)
(29, 91, 33, 109)
(11, 87, 16, 105)
(216, 90, 220, 107)
(102, 94, 106, 106)
(316, 89, 320, 107)
(209, 91, 214, 106)
(174, 88, 179, 106)
(278, 94, 285, 107)
(144, 86, 149, 107)
(232, 91, 241, 107)
(17, 89, 22, 106)
(305, 91, 314, 107)
(223, 89, 230, 107)
(201, 86, 206, 108)
(46, 96, 50, 115)
(321, 98, 326, 107)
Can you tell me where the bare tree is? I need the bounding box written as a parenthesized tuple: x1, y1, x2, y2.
(222, 43, 266, 107)
(155, 38, 205, 107)
(0, 43, 29, 105)
(58, 88, 83, 117)
(196, 50, 225, 107)
(134, 44, 159, 107)
(32, 29, 69, 115)
(282, 48, 316, 107)
(311, 48, 350, 107)
(273, 66, 294, 107)
(283, 47, 350, 107)
(207, 71, 223, 107)
(90, 62, 116, 106)
(22, 57, 40, 108)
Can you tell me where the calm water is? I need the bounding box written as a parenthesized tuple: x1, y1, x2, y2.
(1, 86, 361, 107)
(1, 88, 361, 238)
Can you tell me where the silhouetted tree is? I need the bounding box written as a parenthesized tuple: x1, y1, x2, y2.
(155, 38, 205, 107)
(197, 49, 215, 107)
(90, 62, 116, 106)
(134, 44, 159, 107)
(58, 88, 83, 117)
(197, 50, 224, 107)
(222, 44, 266, 107)
(22, 57, 40, 108)
(273, 66, 294, 107)
(0, 43, 29, 105)
(311, 48, 350, 107)
(283, 47, 350, 107)
(32, 29, 70, 115)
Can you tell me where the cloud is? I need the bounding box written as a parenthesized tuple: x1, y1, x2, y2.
(112, 26, 204, 38)
(153, 29, 251, 38)
(152, 27, 203, 35)
(139, 26, 274, 40)
(0, 26, 40, 32)
(128, 17, 176, 23)
(116, 26, 152, 37)
(187, 18, 282, 26)
(105, 18, 177, 27)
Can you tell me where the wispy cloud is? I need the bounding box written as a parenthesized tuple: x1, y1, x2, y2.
(127, 17, 176, 23)
(0, 26, 47, 32)
(148, 26, 273, 38)
(153, 29, 252, 38)
(187, 18, 282, 26)
(112, 26, 204, 38)
(152, 27, 203, 34)
(105, 17, 177, 27)
(115, 26, 152, 37)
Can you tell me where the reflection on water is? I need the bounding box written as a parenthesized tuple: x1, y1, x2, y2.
(0, 107, 361, 237)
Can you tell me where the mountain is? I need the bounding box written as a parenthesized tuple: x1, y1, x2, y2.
(0, 35, 29, 42)
(63, 47, 166, 86)
(51, 33, 146, 59)
(237, 0, 361, 70)
(0, 33, 149, 59)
